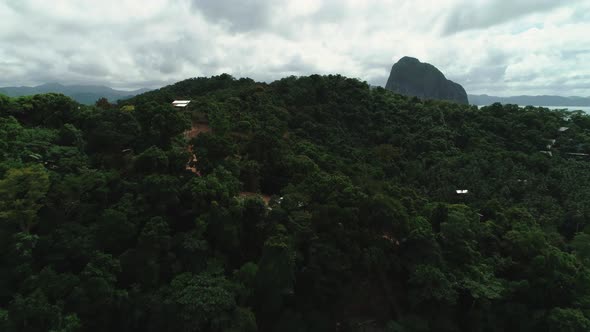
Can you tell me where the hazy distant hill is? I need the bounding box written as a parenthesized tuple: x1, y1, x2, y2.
(469, 94, 590, 107)
(0, 83, 151, 105)
(385, 56, 468, 105)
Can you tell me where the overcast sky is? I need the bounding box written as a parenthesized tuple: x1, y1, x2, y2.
(1, 0, 589, 96)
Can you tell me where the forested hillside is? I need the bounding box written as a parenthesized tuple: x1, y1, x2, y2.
(2, 74, 590, 331)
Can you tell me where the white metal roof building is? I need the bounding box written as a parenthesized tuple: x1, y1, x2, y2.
(172, 100, 191, 108)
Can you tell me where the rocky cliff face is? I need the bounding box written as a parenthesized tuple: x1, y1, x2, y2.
(385, 56, 468, 105)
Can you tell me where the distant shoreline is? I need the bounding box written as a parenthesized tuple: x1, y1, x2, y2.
(476, 104, 590, 113)
(469, 94, 590, 107)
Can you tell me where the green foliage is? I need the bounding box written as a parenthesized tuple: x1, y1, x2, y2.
(135, 146, 169, 173)
(162, 272, 239, 331)
(58, 123, 85, 150)
(545, 308, 590, 332)
(0, 165, 50, 233)
(134, 102, 190, 148)
(95, 97, 111, 110)
(49, 314, 81, 332)
(192, 132, 235, 173)
(571, 233, 590, 263)
(409, 264, 458, 306)
(0, 308, 8, 331)
(1, 77, 590, 331)
(9, 289, 62, 331)
(15, 93, 78, 128)
(0, 94, 11, 114)
(84, 107, 141, 155)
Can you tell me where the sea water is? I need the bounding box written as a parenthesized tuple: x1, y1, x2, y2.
(536, 106, 590, 114)
(477, 105, 590, 114)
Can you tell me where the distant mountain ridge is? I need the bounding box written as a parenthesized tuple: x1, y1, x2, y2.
(469, 94, 590, 107)
(0, 83, 151, 105)
(385, 56, 468, 105)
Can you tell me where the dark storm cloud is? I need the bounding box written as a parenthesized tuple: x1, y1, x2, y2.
(442, 0, 582, 35)
(190, 0, 275, 32)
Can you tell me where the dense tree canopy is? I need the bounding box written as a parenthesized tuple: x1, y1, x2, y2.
(2, 74, 590, 331)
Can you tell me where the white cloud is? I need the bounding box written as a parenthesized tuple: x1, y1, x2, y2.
(0, 0, 588, 96)
(441, 0, 584, 35)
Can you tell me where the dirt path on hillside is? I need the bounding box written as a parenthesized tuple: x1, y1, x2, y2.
(185, 121, 212, 140)
(185, 121, 211, 175)
(184, 120, 271, 205)
(238, 191, 271, 204)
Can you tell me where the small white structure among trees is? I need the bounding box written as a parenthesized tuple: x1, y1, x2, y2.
(172, 100, 191, 108)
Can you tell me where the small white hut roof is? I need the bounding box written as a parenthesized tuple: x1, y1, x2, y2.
(559, 127, 569, 132)
(456, 189, 469, 194)
(172, 100, 191, 107)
